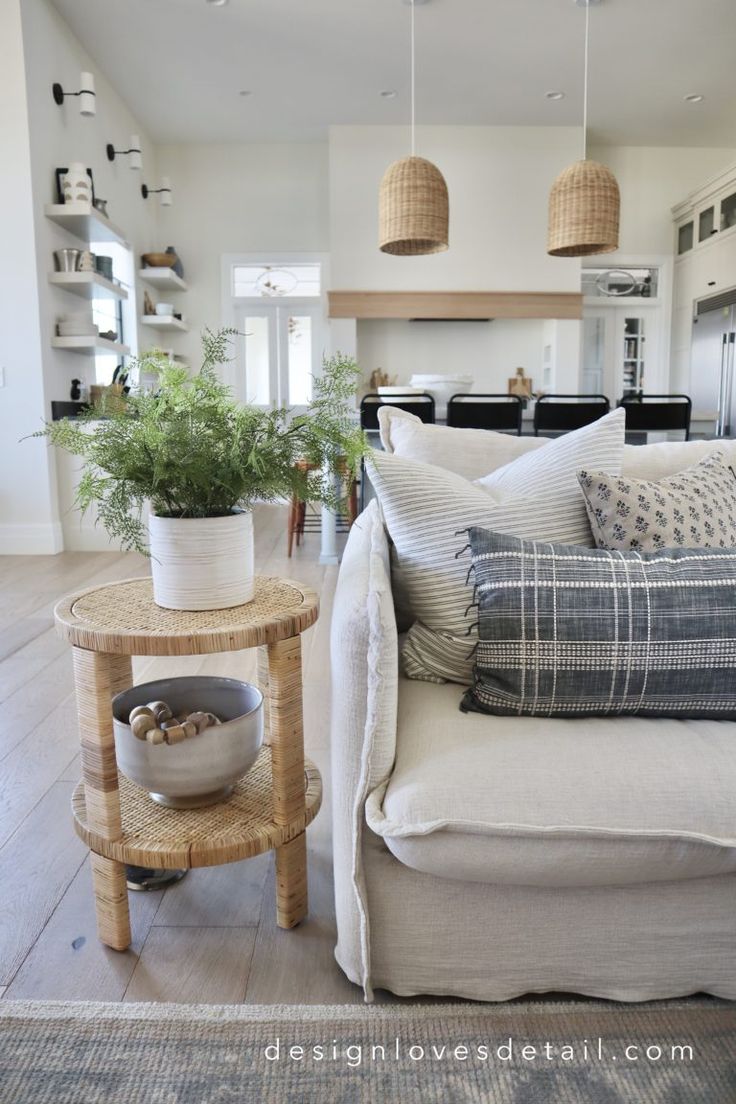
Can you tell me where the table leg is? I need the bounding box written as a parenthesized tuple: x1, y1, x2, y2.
(257, 645, 271, 746)
(72, 647, 132, 951)
(266, 635, 308, 928)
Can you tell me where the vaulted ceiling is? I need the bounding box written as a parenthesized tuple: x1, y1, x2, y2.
(50, 0, 736, 147)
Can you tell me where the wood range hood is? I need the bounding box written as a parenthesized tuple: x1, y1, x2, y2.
(327, 290, 583, 322)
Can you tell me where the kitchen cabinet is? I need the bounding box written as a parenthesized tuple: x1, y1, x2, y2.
(673, 158, 736, 303)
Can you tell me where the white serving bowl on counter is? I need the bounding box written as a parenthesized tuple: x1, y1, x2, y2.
(409, 374, 475, 420)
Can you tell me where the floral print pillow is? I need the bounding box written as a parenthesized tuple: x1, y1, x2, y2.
(577, 453, 736, 552)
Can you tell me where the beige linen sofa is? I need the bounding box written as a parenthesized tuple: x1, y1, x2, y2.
(330, 427, 736, 1002)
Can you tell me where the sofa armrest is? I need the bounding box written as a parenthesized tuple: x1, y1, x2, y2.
(330, 499, 398, 998)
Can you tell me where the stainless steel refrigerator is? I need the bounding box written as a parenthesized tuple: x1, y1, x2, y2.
(691, 292, 736, 437)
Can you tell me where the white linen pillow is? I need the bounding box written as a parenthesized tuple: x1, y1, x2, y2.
(475, 408, 626, 500)
(368, 408, 626, 684)
(377, 405, 547, 480)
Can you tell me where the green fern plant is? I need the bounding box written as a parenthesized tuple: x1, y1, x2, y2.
(36, 328, 367, 554)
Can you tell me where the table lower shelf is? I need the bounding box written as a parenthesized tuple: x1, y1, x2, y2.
(72, 747, 322, 869)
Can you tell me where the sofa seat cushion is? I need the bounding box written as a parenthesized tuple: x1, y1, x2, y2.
(365, 676, 736, 888)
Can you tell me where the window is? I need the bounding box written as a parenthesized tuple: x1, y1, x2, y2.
(232, 263, 321, 299)
(91, 240, 135, 385)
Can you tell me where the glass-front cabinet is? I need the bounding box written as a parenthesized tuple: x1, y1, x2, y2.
(699, 206, 716, 242)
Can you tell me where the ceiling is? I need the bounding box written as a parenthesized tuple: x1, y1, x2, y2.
(49, 0, 736, 148)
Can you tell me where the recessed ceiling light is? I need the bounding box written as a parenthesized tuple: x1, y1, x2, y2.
(684, 93, 705, 103)
(545, 90, 565, 100)
(380, 89, 398, 99)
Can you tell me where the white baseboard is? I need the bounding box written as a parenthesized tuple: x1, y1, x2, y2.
(0, 522, 64, 555)
(61, 522, 128, 553)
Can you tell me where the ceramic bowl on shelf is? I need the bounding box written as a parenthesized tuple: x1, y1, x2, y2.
(142, 252, 178, 268)
(155, 302, 174, 316)
(112, 675, 264, 808)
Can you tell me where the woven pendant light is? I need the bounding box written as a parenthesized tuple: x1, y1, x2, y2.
(547, 0, 620, 257)
(379, 0, 449, 255)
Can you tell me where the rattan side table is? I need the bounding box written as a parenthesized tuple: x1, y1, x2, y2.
(54, 575, 321, 952)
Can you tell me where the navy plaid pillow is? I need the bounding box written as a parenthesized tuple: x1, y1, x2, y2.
(462, 528, 736, 719)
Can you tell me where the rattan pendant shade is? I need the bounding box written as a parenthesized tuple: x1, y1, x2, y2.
(379, 155, 449, 255)
(547, 159, 620, 257)
(547, 0, 621, 258)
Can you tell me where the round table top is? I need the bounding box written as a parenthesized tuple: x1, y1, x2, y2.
(54, 575, 319, 656)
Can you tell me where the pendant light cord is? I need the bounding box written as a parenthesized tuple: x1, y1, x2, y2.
(410, 0, 416, 156)
(582, 0, 590, 160)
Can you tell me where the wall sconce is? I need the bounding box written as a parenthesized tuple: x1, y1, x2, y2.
(52, 72, 96, 116)
(106, 135, 142, 171)
(141, 177, 172, 206)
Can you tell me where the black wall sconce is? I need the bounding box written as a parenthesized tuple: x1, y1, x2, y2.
(52, 71, 96, 116)
(141, 178, 173, 206)
(107, 136, 142, 171)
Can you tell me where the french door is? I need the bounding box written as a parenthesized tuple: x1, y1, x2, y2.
(581, 305, 662, 402)
(234, 302, 323, 411)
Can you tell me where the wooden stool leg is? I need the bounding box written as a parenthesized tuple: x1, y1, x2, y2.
(90, 852, 131, 950)
(72, 647, 132, 951)
(257, 644, 271, 746)
(266, 635, 308, 929)
(275, 832, 307, 929)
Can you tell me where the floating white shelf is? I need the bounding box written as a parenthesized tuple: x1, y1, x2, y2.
(45, 202, 128, 245)
(52, 335, 130, 356)
(48, 271, 128, 301)
(138, 267, 187, 291)
(140, 315, 189, 332)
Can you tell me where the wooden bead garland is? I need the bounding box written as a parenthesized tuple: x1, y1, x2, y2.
(128, 700, 222, 746)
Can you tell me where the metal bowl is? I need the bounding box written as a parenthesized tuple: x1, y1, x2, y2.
(112, 676, 263, 808)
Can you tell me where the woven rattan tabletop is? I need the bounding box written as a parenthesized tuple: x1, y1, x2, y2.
(54, 575, 319, 656)
(72, 748, 323, 868)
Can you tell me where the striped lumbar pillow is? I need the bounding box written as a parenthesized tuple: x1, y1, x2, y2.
(463, 527, 736, 719)
(367, 408, 626, 684)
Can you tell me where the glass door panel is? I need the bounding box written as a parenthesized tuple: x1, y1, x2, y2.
(721, 191, 736, 232)
(243, 314, 276, 406)
(678, 222, 694, 254)
(285, 314, 314, 407)
(238, 303, 322, 409)
(581, 317, 605, 393)
(699, 206, 716, 242)
(622, 316, 645, 396)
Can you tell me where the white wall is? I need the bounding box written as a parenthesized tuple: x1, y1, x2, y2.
(589, 145, 736, 258)
(357, 318, 545, 395)
(0, 0, 59, 554)
(329, 125, 583, 292)
(155, 143, 329, 368)
(4, 0, 160, 552)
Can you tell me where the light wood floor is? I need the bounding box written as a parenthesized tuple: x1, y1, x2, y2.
(0, 505, 368, 1005)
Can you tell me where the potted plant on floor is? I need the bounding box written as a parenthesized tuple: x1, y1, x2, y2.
(37, 328, 365, 611)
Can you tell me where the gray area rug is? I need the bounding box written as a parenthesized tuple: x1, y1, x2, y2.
(1, 999, 734, 1103)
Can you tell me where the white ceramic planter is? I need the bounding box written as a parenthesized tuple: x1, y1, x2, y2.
(149, 511, 255, 611)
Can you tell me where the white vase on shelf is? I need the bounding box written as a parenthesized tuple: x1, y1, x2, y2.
(62, 162, 92, 205)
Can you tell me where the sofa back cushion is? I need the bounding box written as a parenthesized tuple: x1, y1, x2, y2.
(367, 409, 626, 684)
(622, 438, 736, 480)
(464, 527, 736, 719)
(377, 405, 546, 480)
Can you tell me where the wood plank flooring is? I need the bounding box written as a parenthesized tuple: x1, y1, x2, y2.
(0, 505, 363, 1004)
